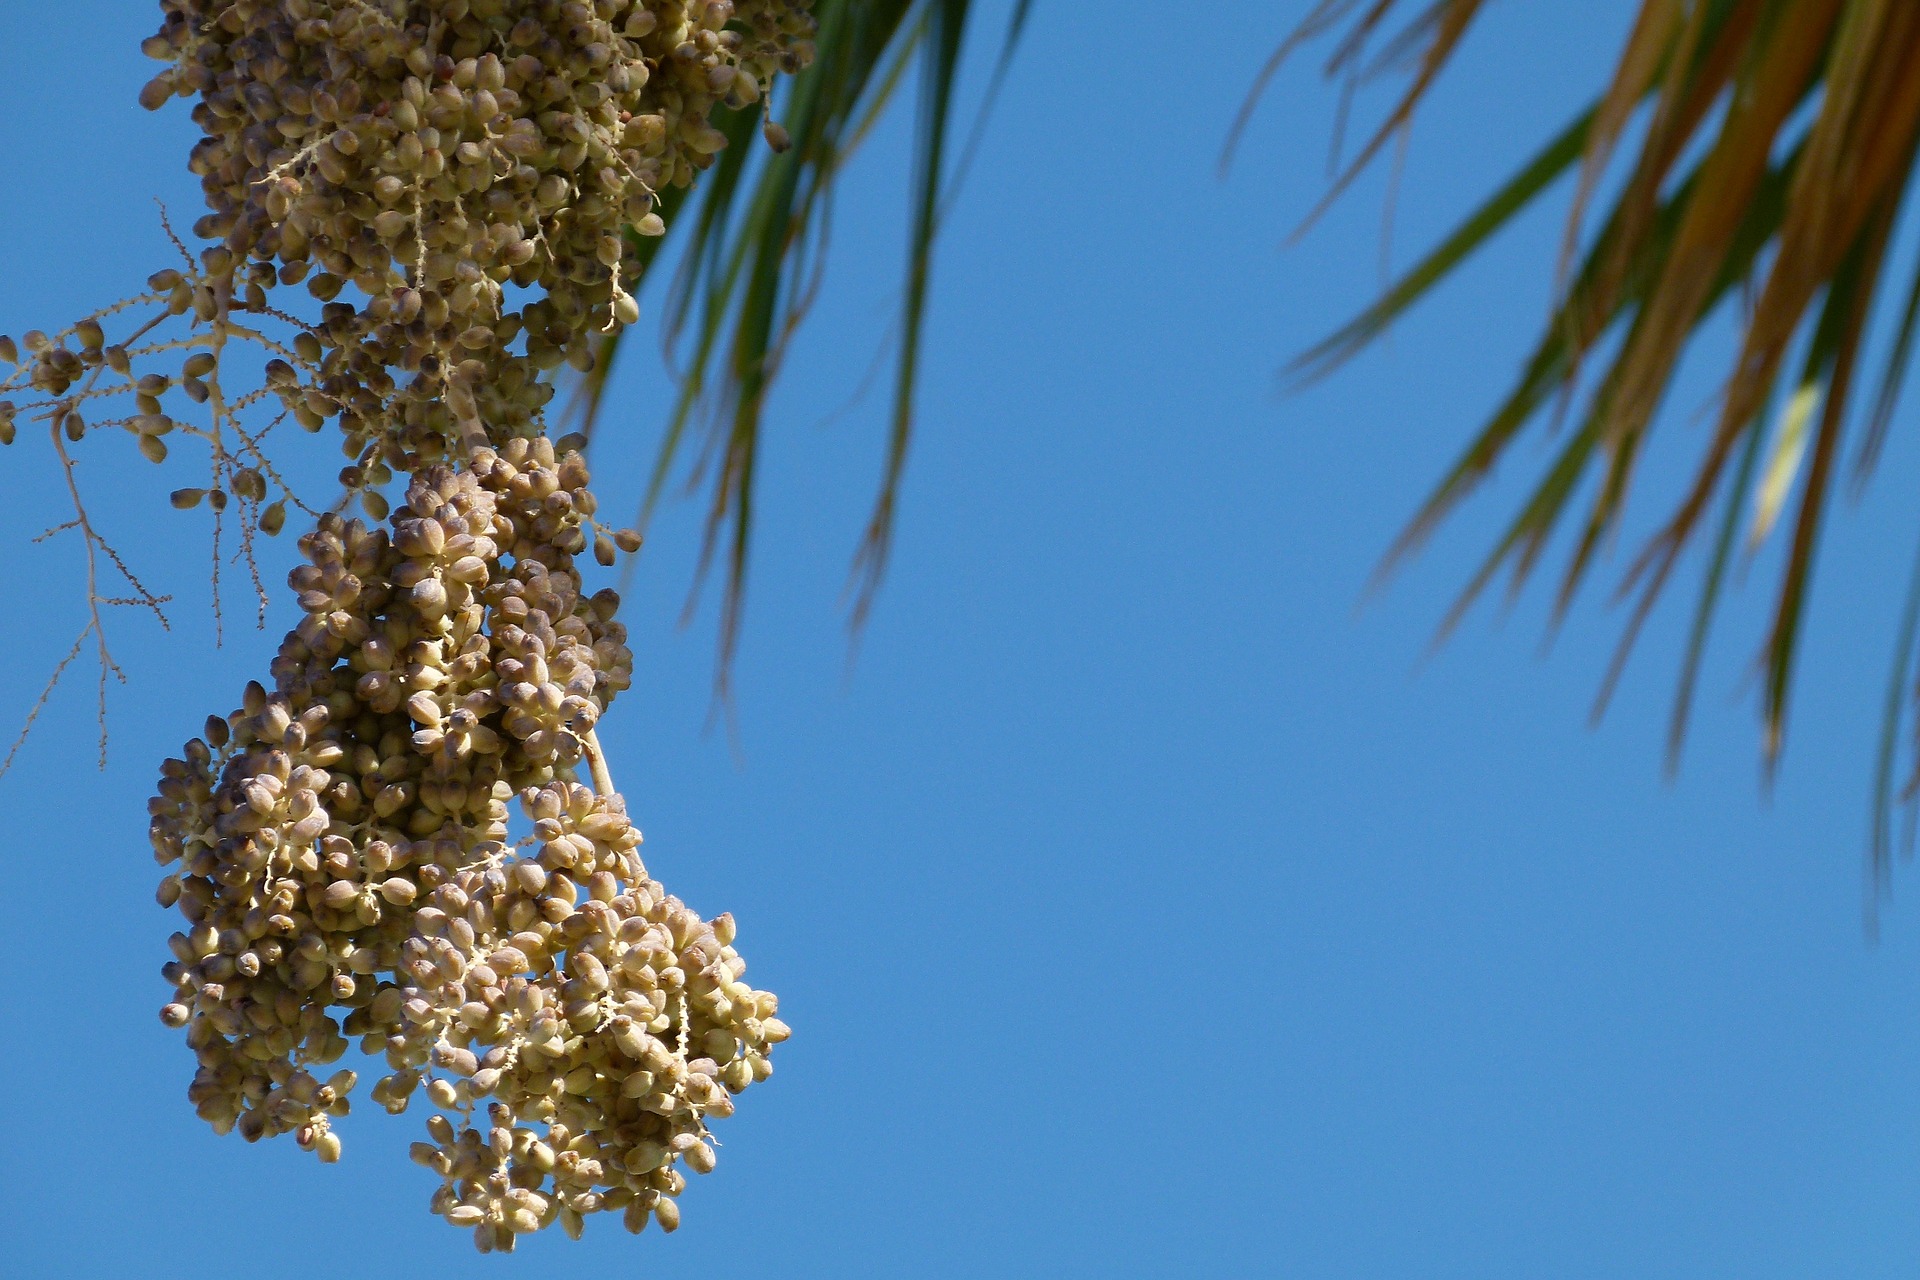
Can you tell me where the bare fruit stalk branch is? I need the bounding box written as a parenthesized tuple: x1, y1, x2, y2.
(583, 726, 619, 805)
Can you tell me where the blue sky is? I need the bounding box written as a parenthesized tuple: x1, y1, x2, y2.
(4, 2, 1920, 1275)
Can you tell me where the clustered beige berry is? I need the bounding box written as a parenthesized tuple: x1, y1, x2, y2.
(5, 3, 818, 531)
(151, 442, 790, 1250)
(0, 0, 828, 1252)
(138, 0, 816, 481)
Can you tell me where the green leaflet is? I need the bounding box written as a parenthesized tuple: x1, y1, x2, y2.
(576, 0, 1031, 692)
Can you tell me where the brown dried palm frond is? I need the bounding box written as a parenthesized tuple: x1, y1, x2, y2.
(1265, 0, 1920, 890)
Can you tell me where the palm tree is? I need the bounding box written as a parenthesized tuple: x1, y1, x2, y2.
(588, 0, 1920, 889)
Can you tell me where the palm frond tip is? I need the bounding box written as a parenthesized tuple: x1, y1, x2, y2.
(575, 0, 1030, 697)
(1268, 0, 1920, 889)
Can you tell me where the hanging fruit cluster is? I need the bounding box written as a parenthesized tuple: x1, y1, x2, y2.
(5, 0, 811, 1252)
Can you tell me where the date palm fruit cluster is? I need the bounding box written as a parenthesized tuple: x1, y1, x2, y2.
(137, 0, 815, 485)
(93, 0, 818, 1252)
(152, 441, 789, 1247)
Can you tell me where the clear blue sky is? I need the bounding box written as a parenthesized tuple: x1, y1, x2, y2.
(4, 2, 1920, 1275)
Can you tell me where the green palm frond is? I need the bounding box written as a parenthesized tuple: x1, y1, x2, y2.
(575, 0, 1030, 695)
(1263, 0, 1920, 886)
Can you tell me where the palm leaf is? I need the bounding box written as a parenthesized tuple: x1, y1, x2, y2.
(573, 0, 1030, 692)
(1262, 0, 1920, 888)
